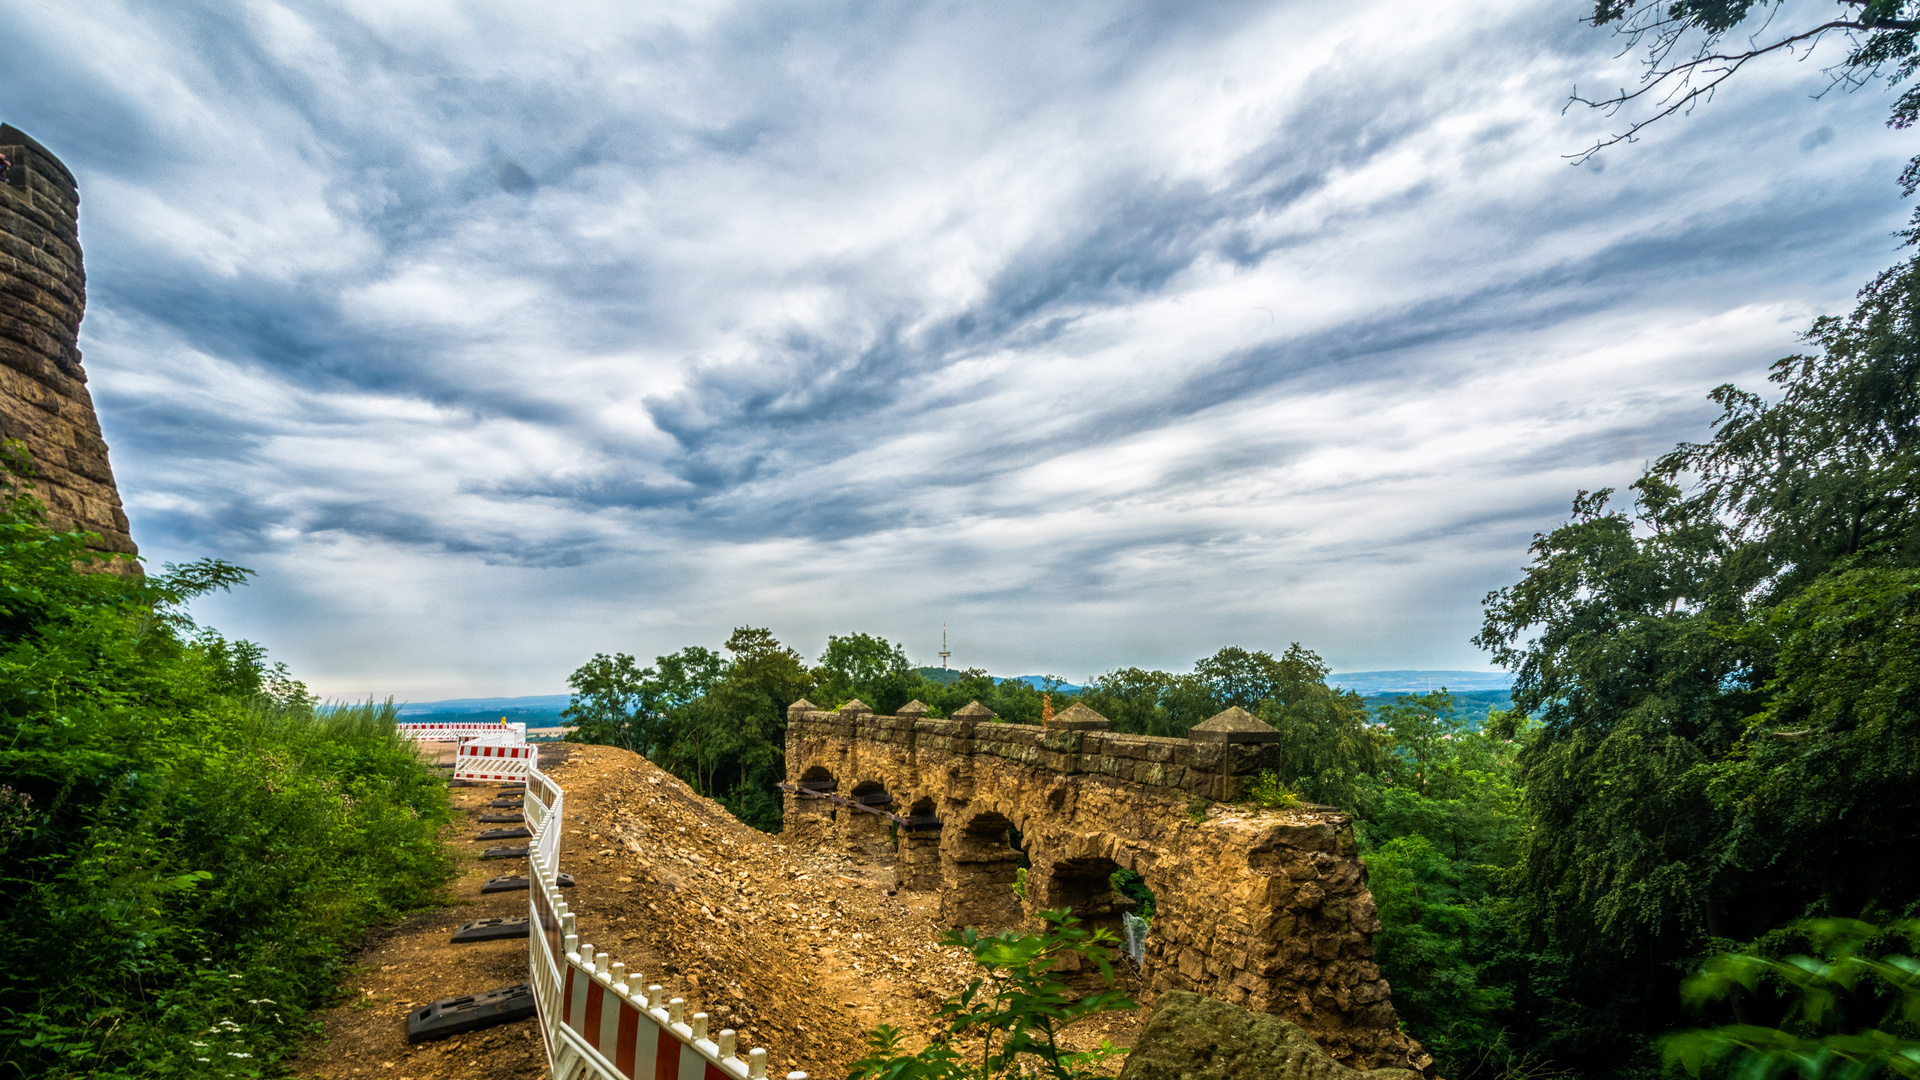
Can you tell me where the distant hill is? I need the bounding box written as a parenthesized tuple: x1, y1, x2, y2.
(1329, 670, 1513, 695)
(397, 694, 571, 715)
(1362, 688, 1513, 728)
(393, 694, 571, 728)
(912, 668, 1084, 692)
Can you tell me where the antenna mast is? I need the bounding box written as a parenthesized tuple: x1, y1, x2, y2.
(939, 624, 951, 671)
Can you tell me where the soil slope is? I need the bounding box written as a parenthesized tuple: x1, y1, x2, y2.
(299, 742, 1140, 1079)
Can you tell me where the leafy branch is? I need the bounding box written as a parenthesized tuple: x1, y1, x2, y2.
(846, 909, 1135, 1080)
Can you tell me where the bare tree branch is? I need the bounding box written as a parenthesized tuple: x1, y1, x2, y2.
(1567, 1, 1920, 164)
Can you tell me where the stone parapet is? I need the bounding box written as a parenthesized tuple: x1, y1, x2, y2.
(784, 704, 1278, 802)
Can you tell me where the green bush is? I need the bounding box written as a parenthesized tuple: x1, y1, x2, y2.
(0, 449, 453, 1078)
(1245, 770, 1301, 810)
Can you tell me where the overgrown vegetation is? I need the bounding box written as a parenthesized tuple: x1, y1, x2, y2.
(0, 447, 453, 1079)
(846, 909, 1134, 1080)
(1664, 920, 1920, 1080)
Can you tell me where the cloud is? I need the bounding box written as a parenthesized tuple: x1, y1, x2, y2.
(0, 0, 1908, 695)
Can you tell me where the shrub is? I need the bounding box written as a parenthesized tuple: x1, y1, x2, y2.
(0, 448, 453, 1078)
(1246, 770, 1301, 811)
(847, 909, 1135, 1080)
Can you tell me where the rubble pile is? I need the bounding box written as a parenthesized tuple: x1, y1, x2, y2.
(550, 744, 996, 1077)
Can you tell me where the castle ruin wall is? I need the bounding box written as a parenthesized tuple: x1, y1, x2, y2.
(783, 700, 1432, 1074)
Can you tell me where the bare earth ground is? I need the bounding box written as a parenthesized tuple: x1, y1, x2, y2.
(297, 743, 1141, 1080)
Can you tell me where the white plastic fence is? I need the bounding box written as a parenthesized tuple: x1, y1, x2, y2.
(400, 721, 529, 744)
(523, 764, 803, 1080)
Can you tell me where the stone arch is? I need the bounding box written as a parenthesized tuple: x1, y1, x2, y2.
(842, 778, 894, 856)
(940, 809, 1027, 929)
(1035, 854, 1128, 920)
(789, 765, 838, 840)
(899, 797, 941, 891)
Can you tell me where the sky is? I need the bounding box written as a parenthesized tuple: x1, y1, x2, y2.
(0, 0, 1910, 700)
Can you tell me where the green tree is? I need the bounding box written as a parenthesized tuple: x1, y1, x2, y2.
(1355, 695, 1530, 1078)
(560, 652, 652, 752)
(565, 630, 805, 831)
(1473, 258, 1920, 1075)
(1664, 919, 1920, 1080)
(812, 632, 916, 713)
(1374, 688, 1471, 798)
(1079, 667, 1174, 734)
(1245, 645, 1385, 810)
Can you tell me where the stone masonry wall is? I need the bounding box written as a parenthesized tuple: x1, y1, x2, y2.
(0, 124, 138, 567)
(783, 700, 1433, 1075)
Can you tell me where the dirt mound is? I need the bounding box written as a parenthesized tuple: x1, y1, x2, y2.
(298, 742, 1140, 1080)
(549, 743, 985, 1076)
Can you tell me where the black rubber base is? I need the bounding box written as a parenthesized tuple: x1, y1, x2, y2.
(487, 798, 523, 808)
(448, 779, 479, 788)
(475, 826, 532, 841)
(477, 812, 525, 824)
(479, 846, 528, 860)
(496, 783, 526, 790)
(480, 873, 574, 893)
(451, 917, 532, 943)
(405, 984, 536, 1042)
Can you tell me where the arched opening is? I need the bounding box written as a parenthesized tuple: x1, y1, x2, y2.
(1035, 856, 1153, 989)
(941, 810, 1026, 929)
(788, 766, 838, 838)
(1039, 856, 1133, 920)
(900, 797, 940, 891)
(843, 779, 894, 857)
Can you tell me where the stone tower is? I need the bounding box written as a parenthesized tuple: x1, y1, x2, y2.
(0, 124, 138, 567)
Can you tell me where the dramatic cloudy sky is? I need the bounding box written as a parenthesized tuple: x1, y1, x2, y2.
(0, 0, 1908, 698)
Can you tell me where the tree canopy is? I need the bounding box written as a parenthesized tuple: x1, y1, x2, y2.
(1472, 256, 1920, 1076)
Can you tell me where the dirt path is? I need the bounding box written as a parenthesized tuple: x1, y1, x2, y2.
(298, 743, 1140, 1080)
(293, 768, 548, 1080)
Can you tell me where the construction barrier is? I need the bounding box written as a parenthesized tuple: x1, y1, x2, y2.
(456, 742, 537, 782)
(522, 765, 802, 1080)
(401, 721, 529, 744)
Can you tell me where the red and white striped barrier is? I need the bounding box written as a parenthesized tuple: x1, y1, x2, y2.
(456, 742, 536, 782)
(402, 721, 528, 744)
(523, 765, 803, 1080)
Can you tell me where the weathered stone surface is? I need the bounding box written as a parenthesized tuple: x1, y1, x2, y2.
(0, 125, 137, 570)
(1047, 702, 1112, 731)
(783, 700, 1431, 1073)
(1189, 706, 1284, 743)
(1119, 991, 1428, 1080)
(950, 701, 998, 721)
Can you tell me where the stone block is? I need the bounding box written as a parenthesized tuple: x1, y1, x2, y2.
(1188, 740, 1227, 772)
